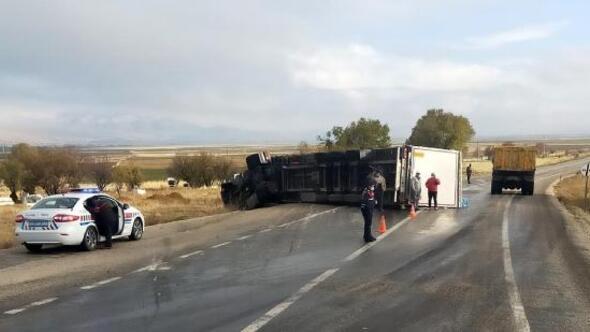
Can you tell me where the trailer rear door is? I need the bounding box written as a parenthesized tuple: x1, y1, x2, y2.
(411, 146, 462, 208)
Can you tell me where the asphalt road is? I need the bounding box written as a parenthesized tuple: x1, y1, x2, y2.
(1, 159, 590, 331)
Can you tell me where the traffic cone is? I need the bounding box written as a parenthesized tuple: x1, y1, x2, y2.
(377, 214, 387, 234)
(409, 204, 417, 220)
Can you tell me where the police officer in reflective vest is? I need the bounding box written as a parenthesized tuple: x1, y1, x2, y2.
(360, 181, 377, 242)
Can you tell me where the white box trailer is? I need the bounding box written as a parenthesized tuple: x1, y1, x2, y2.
(405, 146, 462, 208)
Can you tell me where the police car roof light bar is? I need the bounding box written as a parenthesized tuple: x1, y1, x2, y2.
(69, 188, 101, 193)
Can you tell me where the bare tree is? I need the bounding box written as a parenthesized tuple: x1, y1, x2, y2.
(0, 159, 24, 203)
(112, 164, 144, 192)
(168, 153, 234, 187)
(88, 156, 114, 191)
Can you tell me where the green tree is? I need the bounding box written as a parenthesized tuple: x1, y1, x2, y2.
(407, 109, 475, 150)
(317, 118, 391, 150)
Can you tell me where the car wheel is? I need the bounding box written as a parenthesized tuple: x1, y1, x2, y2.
(24, 243, 43, 253)
(129, 218, 143, 241)
(80, 227, 98, 251)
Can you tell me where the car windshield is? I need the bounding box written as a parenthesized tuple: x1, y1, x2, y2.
(31, 197, 79, 210)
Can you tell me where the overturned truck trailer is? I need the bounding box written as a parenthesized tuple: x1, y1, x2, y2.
(221, 145, 462, 210)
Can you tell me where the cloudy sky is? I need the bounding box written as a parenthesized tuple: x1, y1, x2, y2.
(1, 0, 589, 145)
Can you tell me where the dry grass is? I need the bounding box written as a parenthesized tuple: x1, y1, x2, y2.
(107, 186, 228, 226)
(0, 205, 21, 249)
(537, 152, 590, 167)
(463, 160, 493, 175)
(555, 175, 590, 212)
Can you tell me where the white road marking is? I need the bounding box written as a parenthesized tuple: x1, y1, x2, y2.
(179, 250, 204, 259)
(211, 241, 231, 249)
(242, 210, 421, 331)
(241, 268, 339, 332)
(97, 277, 122, 285)
(30, 297, 58, 306)
(237, 235, 252, 241)
(502, 196, 531, 332)
(81, 277, 122, 290)
(259, 228, 272, 233)
(3, 297, 59, 315)
(278, 207, 341, 229)
(4, 308, 26, 315)
(80, 285, 97, 290)
(133, 263, 162, 273)
(344, 211, 421, 262)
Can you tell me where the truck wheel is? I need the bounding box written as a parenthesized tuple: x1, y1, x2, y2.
(24, 243, 43, 253)
(245, 193, 259, 210)
(491, 182, 501, 195)
(80, 227, 98, 251)
(524, 182, 534, 195)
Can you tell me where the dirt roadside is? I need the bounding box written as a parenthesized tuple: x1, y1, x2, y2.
(548, 176, 590, 276)
(0, 203, 336, 307)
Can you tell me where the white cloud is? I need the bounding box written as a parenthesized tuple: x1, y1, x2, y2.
(289, 44, 503, 93)
(464, 21, 568, 49)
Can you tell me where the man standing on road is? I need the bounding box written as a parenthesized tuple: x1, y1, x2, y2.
(466, 164, 473, 184)
(360, 181, 377, 243)
(426, 173, 441, 210)
(371, 167, 386, 213)
(410, 172, 422, 211)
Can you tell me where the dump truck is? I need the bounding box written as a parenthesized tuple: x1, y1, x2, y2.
(491, 146, 536, 195)
(221, 145, 463, 210)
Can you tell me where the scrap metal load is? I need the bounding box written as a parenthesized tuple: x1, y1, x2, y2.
(221, 145, 462, 210)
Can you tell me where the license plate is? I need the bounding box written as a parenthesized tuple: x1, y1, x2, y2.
(27, 220, 49, 228)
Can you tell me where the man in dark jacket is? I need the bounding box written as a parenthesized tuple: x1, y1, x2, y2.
(86, 197, 118, 248)
(466, 164, 473, 184)
(360, 181, 377, 243)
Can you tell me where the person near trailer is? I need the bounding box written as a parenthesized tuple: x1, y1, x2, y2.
(466, 163, 473, 184)
(409, 172, 422, 211)
(426, 173, 441, 210)
(85, 197, 118, 249)
(360, 180, 378, 243)
(371, 167, 387, 213)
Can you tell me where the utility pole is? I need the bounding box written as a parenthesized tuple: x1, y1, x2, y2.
(585, 163, 589, 212)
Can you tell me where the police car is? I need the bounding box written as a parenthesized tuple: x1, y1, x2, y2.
(15, 188, 145, 252)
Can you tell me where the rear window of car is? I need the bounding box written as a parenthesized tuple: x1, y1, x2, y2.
(32, 197, 79, 210)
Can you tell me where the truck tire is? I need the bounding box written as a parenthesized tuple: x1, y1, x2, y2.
(245, 193, 259, 210)
(491, 181, 502, 195)
(523, 181, 534, 195)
